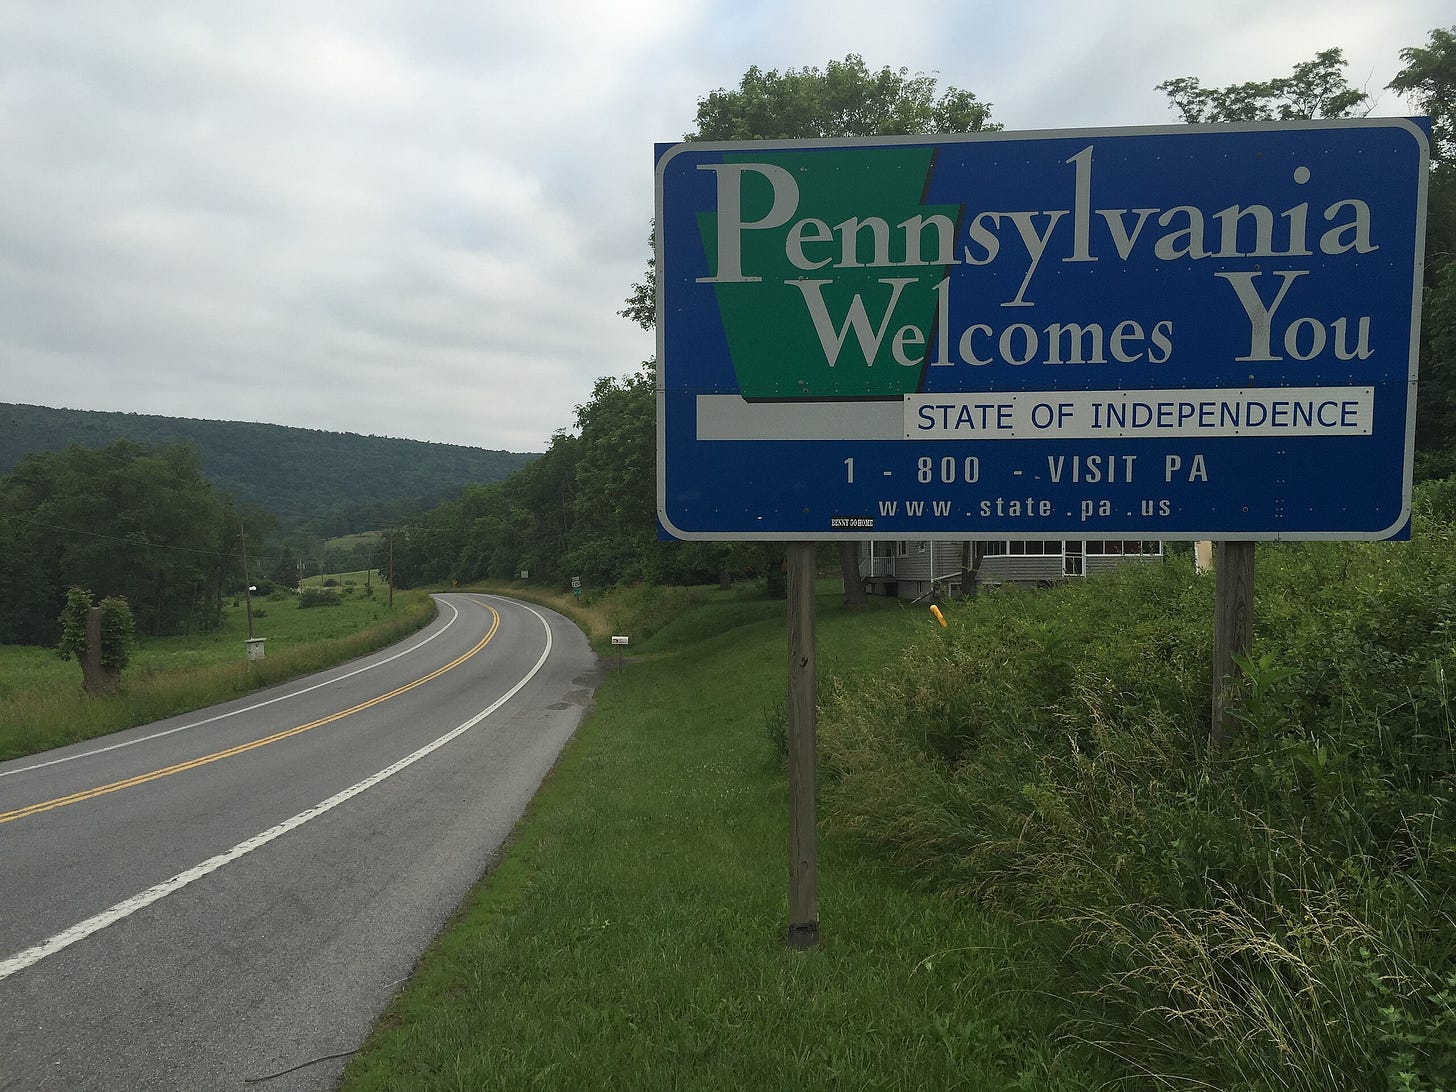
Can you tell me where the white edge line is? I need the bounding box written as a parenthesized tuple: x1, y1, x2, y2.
(0, 598, 464, 780)
(0, 598, 554, 983)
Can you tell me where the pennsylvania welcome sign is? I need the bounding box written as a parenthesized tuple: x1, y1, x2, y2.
(656, 121, 1429, 541)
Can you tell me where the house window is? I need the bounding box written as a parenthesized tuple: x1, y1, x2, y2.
(1086, 540, 1165, 557)
(896, 542, 909, 557)
(1064, 540, 1084, 576)
(1007, 540, 1061, 556)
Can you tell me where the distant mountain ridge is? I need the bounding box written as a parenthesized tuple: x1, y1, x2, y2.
(0, 403, 537, 535)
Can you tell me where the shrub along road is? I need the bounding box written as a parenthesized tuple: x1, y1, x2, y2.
(0, 593, 601, 1091)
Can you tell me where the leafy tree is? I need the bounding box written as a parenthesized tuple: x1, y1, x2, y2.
(500, 432, 581, 580)
(1390, 26, 1456, 166)
(55, 586, 95, 664)
(691, 54, 997, 141)
(566, 365, 660, 584)
(1389, 27, 1456, 274)
(1416, 262, 1456, 478)
(270, 546, 300, 589)
(1389, 28, 1456, 475)
(394, 431, 584, 588)
(1155, 48, 1368, 123)
(0, 440, 241, 644)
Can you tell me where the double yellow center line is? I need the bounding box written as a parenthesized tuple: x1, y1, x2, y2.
(0, 602, 499, 826)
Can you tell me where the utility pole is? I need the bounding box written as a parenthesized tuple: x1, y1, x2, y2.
(239, 519, 254, 641)
(388, 530, 395, 608)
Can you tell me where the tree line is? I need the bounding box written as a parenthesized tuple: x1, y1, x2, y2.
(390, 365, 787, 593)
(0, 403, 535, 537)
(0, 440, 273, 645)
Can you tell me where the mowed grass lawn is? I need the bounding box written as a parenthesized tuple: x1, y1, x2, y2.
(343, 586, 1111, 1091)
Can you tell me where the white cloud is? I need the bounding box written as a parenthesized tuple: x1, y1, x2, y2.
(0, 0, 1446, 451)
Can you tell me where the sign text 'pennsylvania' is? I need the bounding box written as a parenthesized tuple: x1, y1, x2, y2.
(656, 121, 1429, 540)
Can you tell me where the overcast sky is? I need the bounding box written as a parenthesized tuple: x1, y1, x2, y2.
(0, 1, 1446, 452)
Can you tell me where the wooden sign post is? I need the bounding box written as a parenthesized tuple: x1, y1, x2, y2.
(785, 542, 819, 950)
(1211, 541, 1256, 749)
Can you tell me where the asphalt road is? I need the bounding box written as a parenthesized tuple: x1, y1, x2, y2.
(0, 593, 601, 1091)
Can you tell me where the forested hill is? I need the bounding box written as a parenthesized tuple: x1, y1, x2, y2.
(0, 403, 537, 535)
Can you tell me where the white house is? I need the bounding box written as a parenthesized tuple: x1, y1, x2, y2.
(859, 539, 1163, 600)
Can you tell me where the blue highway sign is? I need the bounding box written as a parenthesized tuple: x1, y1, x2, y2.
(656, 121, 1429, 540)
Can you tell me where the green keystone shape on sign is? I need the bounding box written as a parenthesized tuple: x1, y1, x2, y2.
(697, 147, 957, 401)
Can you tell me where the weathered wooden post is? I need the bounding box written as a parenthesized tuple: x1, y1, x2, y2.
(80, 605, 107, 694)
(786, 541, 819, 949)
(1210, 540, 1255, 749)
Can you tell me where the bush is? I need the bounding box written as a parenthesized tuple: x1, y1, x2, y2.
(298, 588, 342, 609)
(818, 489, 1456, 1091)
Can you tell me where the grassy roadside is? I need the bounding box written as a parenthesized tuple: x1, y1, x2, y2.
(0, 576, 734, 763)
(0, 589, 436, 761)
(467, 578, 733, 652)
(341, 585, 1112, 1091)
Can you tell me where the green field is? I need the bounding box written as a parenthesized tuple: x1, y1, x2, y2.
(301, 569, 383, 590)
(323, 531, 384, 553)
(0, 589, 435, 761)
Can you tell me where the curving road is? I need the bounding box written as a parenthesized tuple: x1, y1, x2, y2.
(0, 593, 601, 1091)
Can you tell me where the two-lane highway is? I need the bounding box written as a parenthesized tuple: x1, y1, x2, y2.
(0, 593, 601, 1090)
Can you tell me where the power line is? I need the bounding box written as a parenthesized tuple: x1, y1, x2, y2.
(0, 512, 312, 569)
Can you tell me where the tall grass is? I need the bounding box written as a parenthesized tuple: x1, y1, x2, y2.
(470, 578, 742, 652)
(818, 491, 1456, 1091)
